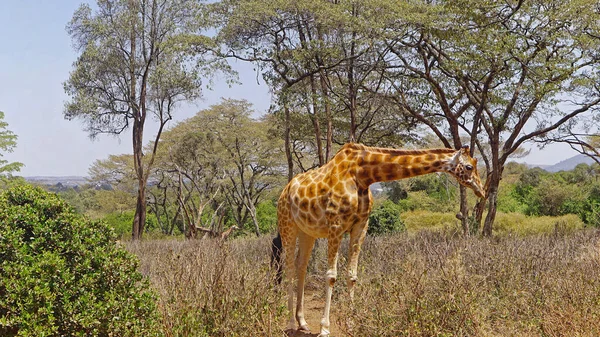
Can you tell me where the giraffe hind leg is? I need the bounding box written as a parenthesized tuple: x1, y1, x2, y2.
(280, 223, 298, 331)
(270, 233, 283, 284)
(295, 231, 316, 332)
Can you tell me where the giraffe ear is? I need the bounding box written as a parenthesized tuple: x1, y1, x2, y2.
(460, 144, 470, 154)
(450, 148, 462, 164)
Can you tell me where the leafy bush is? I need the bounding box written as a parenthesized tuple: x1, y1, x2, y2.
(102, 210, 162, 238)
(527, 179, 585, 216)
(496, 184, 527, 214)
(256, 200, 277, 233)
(102, 210, 136, 238)
(0, 185, 160, 336)
(368, 200, 406, 235)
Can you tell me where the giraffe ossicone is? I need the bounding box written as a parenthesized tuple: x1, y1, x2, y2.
(276, 142, 485, 336)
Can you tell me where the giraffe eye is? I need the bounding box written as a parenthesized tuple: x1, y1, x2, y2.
(465, 165, 473, 171)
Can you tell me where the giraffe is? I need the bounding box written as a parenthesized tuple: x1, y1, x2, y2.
(219, 225, 238, 240)
(276, 142, 485, 336)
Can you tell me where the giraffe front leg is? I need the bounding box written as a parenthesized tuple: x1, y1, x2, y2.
(347, 219, 368, 301)
(320, 234, 341, 337)
(295, 232, 316, 332)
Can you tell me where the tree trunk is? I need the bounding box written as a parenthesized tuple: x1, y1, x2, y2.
(133, 182, 147, 240)
(459, 186, 469, 236)
(284, 105, 294, 182)
(249, 205, 260, 237)
(320, 72, 333, 161)
(482, 179, 499, 236)
(308, 74, 325, 166)
(347, 36, 357, 142)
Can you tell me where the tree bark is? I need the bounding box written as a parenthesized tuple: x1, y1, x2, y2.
(133, 183, 147, 240)
(284, 105, 294, 182)
(459, 186, 469, 236)
(249, 204, 261, 237)
(483, 182, 499, 236)
(308, 74, 325, 165)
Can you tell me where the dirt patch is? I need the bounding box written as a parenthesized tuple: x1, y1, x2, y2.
(283, 287, 343, 337)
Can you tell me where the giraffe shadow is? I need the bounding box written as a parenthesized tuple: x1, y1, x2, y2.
(285, 329, 320, 337)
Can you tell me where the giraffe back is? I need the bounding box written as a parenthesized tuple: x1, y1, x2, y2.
(278, 144, 373, 238)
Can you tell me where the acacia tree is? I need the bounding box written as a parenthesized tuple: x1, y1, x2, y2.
(212, 0, 416, 182)
(380, 0, 600, 235)
(151, 118, 226, 238)
(211, 0, 339, 171)
(64, 0, 214, 239)
(196, 99, 286, 236)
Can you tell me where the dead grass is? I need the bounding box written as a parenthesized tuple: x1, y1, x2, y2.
(127, 229, 600, 337)
(126, 237, 287, 337)
(336, 230, 600, 336)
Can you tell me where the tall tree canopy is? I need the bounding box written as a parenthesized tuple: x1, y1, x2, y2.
(377, 0, 600, 234)
(211, 0, 417, 176)
(64, 0, 216, 239)
(209, 0, 600, 234)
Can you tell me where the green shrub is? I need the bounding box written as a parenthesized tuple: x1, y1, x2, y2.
(256, 200, 277, 233)
(368, 200, 406, 235)
(0, 185, 161, 336)
(497, 184, 527, 214)
(102, 210, 136, 238)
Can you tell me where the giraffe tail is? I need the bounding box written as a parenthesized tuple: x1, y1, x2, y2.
(270, 232, 283, 285)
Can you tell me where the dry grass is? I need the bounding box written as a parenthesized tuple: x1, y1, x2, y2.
(127, 229, 600, 337)
(336, 230, 600, 336)
(126, 237, 287, 337)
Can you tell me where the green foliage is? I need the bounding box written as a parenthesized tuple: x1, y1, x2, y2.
(381, 181, 408, 203)
(383, 175, 458, 213)
(0, 185, 161, 336)
(101, 210, 162, 239)
(496, 184, 528, 214)
(368, 200, 406, 235)
(0, 111, 23, 175)
(255, 200, 278, 233)
(397, 191, 456, 213)
(102, 210, 137, 239)
(514, 167, 546, 201)
(528, 179, 584, 216)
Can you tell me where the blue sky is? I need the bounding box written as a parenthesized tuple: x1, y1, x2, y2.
(0, 1, 572, 177)
(0, 0, 271, 177)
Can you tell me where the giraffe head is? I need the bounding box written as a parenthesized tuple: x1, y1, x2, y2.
(447, 145, 485, 198)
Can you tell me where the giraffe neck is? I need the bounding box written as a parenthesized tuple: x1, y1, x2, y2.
(354, 145, 456, 187)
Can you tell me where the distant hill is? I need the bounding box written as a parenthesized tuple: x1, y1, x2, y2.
(19, 154, 600, 188)
(531, 154, 597, 172)
(25, 176, 89, 188)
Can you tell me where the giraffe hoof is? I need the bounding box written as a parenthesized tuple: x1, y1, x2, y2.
(298, 324, 310, 332)
(318, 328, 330, 337)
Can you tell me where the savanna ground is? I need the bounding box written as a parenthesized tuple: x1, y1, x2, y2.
(126, 211, 600, 337)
